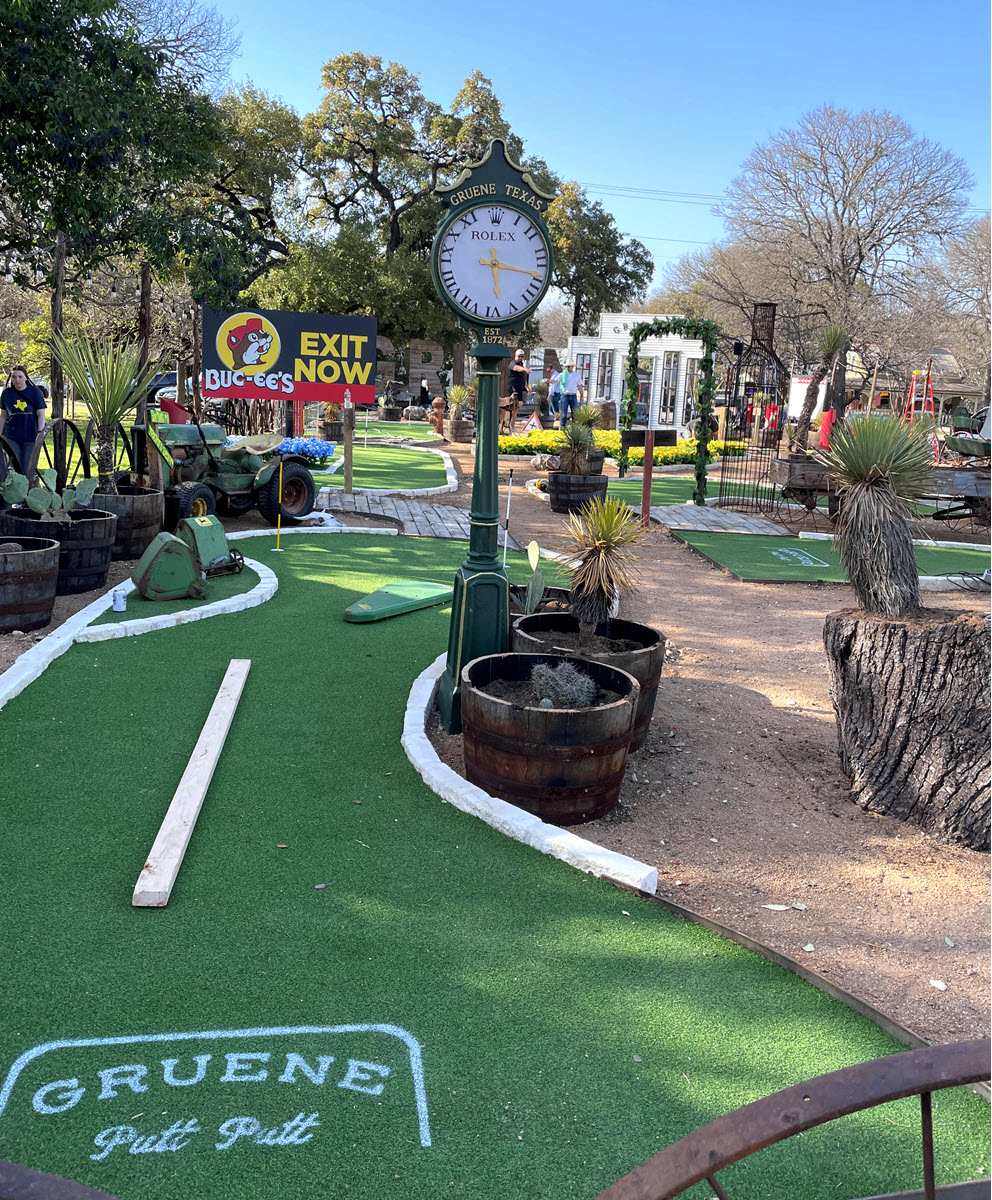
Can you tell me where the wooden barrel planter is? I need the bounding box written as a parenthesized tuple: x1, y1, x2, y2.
(512, 614, 666, 753)
(94, 486, 164, 560)
(0, 536, 60, 634)
(0, 509, 117, 595)
(587, 446, 606, 475)
(547, 471, 609, 513)
(460, 652, 639, 825)
(378, 405, 402, 422)
(591, 400, 617, 429)
(444, 417, 474, 442)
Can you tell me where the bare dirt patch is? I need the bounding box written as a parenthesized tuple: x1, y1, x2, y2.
(430, 443, 990, 1045)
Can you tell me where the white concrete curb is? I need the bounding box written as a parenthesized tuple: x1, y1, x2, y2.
(0, 528, 396, 713)
(316, 447, 458, 500)
(401, 653, 658, 894)
(525, 479, 550, 503)
(74, 558, 276, 643)
(228, 525, 397, 539)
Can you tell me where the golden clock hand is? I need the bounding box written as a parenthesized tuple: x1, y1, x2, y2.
(488, 258, 543, 278)
(478, 248, 501, 297)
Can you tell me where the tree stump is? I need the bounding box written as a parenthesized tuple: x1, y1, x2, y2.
(823, 608, 990, 850)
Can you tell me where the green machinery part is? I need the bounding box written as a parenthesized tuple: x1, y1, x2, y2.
(131, 533, 207, 602)
(130, 517, 242, 601)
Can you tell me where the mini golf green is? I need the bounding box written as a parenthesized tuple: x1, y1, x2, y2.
(355, 418, 441, 441)
(674, 531, 991, 584)
(0, 535, 987, 1200)
(92, 567, 261, 625)
(313, 445, 449, 492)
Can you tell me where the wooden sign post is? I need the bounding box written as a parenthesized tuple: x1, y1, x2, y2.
(343, 392, 355, 494)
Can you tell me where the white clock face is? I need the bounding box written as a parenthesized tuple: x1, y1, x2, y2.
(438, 204, 550, 322)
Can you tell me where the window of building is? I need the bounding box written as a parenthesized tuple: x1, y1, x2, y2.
(575, 353, 593, 395)
(682, 357, 699, 423)
(657, 351, 680, 424)
(597, 350, 614, 399)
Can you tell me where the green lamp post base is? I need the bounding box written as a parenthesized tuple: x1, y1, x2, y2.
(437, 341, 510, 733)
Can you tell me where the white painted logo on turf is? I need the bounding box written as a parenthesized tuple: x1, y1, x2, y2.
(769, 548, 830, 567)
(0, 1022, 432, 1160)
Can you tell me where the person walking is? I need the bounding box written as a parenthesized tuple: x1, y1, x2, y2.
(501, 349, 529, 433)
(1, 365, 46, 473)
(547, 367, 562, 422)
(558, 362, 585, 425)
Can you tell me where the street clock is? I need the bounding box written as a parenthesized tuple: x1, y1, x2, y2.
(431, 141, 555, 336)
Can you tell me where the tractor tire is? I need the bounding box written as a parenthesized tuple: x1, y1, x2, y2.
(173, 481, 217, 521)
(256, 461, 315, 526)
(217, 493, 255, 517)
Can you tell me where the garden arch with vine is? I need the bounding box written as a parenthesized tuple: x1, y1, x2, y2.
(621, 317, 720, 505)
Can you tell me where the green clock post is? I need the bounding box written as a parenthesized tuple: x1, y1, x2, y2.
(430, 140, 555, 732)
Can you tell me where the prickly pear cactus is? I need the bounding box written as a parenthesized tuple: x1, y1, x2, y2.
(26, 486, 64, 519)
(0, 471, 29, 506)
(63, 477, 98, 512)
(41, 468, 58, 493)
(524, 568, 545, 615)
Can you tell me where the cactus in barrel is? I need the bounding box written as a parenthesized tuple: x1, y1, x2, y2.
(1, 469, 97, 521)
(531, 661, 598, 709)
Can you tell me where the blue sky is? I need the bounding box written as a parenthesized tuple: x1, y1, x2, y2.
(221, 0, 990, 284)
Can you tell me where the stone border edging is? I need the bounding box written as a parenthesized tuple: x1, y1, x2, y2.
(74, 557, 276, 643)
(401, 652, 659, 894)
(525, 479, 550, 503)
(798, 530, 992, 552)
(0, 528, 397, 714)
(316, 447, 458, 500)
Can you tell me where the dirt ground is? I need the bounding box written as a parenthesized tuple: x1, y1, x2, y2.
(3, 446, 988, 1045)
(433, 442, 991, 1046)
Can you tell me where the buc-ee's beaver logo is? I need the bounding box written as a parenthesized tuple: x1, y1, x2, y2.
(216, 312, 280, 372)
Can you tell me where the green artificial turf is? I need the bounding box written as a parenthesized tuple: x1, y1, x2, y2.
(92, 567, 261, 625)
(0, 535, 987, 1200)
(354, 418, 441, 441)
(312, 445, 448, 492)
(674, 531, 991, 583)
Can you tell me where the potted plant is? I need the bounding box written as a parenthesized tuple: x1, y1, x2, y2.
(532, 380, 554, 430)
(320, 401, 343, 441)
(0, 469, 117, 594)
(443, 385, 474, 443)
(512, 496, 665, 752)
(378, 384, 405, 421)
(460, 652, 640, 824)
(819, 416, 989, 850)
(0, 532, 60, 634)
(547, 422, 608, 513)
(53, 335, 164, 560)
(570, 404, 605, 473)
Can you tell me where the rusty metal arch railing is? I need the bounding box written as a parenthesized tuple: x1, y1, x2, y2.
(597, 1039, 991, 1200)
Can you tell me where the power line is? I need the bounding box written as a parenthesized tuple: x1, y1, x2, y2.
(579, 180, 723, 202)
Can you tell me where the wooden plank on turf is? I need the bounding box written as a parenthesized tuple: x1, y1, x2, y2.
(132, 659, 251, 908)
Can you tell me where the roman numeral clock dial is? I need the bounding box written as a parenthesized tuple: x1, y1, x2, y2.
(437, 205, 550, 323)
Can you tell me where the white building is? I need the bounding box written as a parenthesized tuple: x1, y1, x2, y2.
(565, 313, 706, 433)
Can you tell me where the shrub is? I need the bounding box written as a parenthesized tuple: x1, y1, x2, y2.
(497, 429, 745, 465)
(531, 661, 598, 708)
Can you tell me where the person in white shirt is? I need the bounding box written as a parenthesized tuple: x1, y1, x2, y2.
(558, 363, 585, 425)
(547, 369, 562, 419)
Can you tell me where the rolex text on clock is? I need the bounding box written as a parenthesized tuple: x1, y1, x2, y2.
(437, 204, 550, 324)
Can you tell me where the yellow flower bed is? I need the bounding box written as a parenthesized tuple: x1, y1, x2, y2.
(497, 430, 746, 464)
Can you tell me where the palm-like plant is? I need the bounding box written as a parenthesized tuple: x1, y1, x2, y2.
(794, 324, 847, 448)
(446, 383, 470, 419)
(817, 415, 933, 615)
(53, 335, 160, 494)
(561, 496, 646, 630)
(570, 404, 600, 430)
(557, 421, 593, 475)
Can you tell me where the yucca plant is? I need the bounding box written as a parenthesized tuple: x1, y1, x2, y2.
(52, 335, 160, 494)
(446, 384, 470, 420)
(557, 421, 593, 475)
(795, 324, 847, 447)
(561, 495, 646, 631)
(816, 415, 933, 615)
(570, 404, 600, 429)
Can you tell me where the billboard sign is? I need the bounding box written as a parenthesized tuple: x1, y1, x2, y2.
(201, 306, 377, 405)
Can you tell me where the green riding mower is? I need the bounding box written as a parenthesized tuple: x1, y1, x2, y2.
(134, 421, 316, 529)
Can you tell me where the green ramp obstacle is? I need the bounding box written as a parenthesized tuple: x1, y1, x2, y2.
(0, 535, 986, 1200)
(344, 580, 453, 622)
(674, 530, 991, 584)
